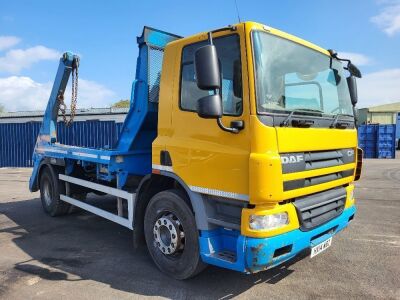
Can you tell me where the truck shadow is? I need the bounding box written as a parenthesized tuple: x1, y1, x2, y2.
(0, 197, 307, 299)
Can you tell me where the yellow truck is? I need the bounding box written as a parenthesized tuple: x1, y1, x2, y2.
(30, 21, 362, 279)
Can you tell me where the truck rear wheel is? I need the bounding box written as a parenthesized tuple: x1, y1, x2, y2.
(39, 167, 70, 216)
(144, 189, 206, 280)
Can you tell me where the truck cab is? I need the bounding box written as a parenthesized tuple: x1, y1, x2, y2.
(30, 21, 362, 279)
(150, 21, 361, 274)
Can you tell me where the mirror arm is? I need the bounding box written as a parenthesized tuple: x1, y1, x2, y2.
(208, 31, 213, 45)
(217, 118, 239, 134)
(208, 31, 239, 134)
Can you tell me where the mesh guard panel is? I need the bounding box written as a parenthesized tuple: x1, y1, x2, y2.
(148, 46, 164, 103)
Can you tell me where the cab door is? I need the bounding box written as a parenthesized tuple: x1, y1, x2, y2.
(167, 25, 251, 201)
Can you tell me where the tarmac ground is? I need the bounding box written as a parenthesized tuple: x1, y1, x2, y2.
(0, 157, 399, 299)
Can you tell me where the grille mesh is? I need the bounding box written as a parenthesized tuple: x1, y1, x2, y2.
(148, 46, 164, 103)
(281, 148, 355, 191)
(293, 187, 346, 231)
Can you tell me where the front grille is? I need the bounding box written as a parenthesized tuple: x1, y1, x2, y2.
(281, 148, 355, 174)
(284, 169, 354, 191)
(293, 187, 346, 231)
(281, 148, 355, 191)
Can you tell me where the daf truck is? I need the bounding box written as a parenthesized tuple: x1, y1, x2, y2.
(29, 22, 363, 279)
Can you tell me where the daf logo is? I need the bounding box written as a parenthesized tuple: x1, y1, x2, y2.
(281, 155, 304, 164)
(347, 150, 354, 156)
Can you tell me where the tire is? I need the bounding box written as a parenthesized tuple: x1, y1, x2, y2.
(144, 189, 206, 280)
(39, 167, 71, 216)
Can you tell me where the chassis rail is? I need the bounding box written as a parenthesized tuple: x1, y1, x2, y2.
(59, 174, 135, 229)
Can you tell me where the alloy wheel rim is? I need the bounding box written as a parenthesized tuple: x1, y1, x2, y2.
(153, 212, 185, 256)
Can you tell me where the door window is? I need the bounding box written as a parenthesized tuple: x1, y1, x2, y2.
(180, 35, 242, 116)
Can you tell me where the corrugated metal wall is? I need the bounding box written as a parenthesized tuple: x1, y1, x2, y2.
(0, 122, 41, 167)
(368, 112, 398, 124)
(357, 109, 399, 125)
(0, 121, 123, 168)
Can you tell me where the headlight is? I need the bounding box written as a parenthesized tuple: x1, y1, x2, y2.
(249, 212, 289, 230)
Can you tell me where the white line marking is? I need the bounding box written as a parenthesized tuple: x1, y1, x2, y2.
(189, 185, 249, 201)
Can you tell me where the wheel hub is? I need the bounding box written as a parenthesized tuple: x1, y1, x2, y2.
(153, 213, 185, 255)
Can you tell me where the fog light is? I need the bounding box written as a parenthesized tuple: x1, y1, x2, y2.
(249, 212, 289, 230)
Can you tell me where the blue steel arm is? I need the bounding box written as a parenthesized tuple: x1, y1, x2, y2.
(40, 52, 78, 142)
(29, 52, 79, 191)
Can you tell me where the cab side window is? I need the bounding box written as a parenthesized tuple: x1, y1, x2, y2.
(180, 35, 242, 116)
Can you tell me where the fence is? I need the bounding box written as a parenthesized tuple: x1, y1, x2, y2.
(0, 121, 123, 167)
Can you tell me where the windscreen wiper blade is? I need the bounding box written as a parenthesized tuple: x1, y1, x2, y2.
(280, 109, 323, 127)
(330, 113, 354, 128)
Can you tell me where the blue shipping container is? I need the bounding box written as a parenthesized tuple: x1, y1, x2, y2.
(358, 124, 378, 143)
(376, 124, 396, 158)
(0, 121, 123, 168)
(396, 113, 400, 150)
(358, 124, 397, 159)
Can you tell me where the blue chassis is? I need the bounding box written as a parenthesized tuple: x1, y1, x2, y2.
(199, 206, 356, 273)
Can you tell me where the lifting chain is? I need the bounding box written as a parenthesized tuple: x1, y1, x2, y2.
(58, 59, 78, 126)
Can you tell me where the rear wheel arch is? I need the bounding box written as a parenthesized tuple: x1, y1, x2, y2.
(37, 161, 64, 190)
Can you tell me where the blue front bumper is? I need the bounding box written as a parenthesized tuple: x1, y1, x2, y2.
(199, 205, 356, 273)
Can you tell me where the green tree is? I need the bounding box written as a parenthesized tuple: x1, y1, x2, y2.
(0, 103, 4, 113)
(112, 99, 130, 108)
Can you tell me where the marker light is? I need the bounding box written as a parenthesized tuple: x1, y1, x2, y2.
(249, 212, 289, 230)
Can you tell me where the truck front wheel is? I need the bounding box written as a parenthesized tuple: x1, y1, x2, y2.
(144, 189, 206, 279)
(39, 167, 70, 216)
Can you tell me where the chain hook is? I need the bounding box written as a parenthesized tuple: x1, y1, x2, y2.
(58, 57, 79, 126)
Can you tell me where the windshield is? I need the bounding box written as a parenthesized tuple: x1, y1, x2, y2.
(252, 31, 353, 117)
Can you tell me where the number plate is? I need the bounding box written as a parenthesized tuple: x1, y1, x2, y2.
(310, 237, 332, 258)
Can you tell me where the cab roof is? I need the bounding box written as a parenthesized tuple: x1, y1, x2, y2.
(164, 21, 330, 57)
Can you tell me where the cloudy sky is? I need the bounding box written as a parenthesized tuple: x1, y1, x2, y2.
(0, 0, 399, 112)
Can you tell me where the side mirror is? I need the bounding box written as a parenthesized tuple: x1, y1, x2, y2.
(348, 62, 362, 78)
(197, 94, 222, 119)
(194, 45, 221, 90)
(347, 76, 358, 106)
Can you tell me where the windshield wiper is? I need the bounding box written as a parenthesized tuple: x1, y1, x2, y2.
(330, 113, 354, 129)
(280, 109, 323, 127)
